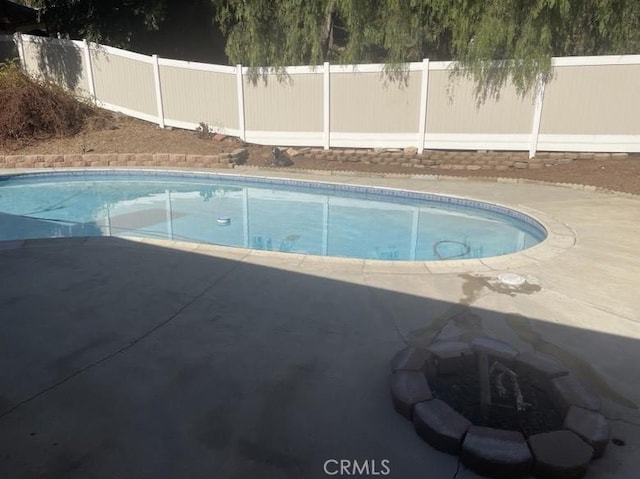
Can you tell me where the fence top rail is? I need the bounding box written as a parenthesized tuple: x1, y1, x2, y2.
(89, 43, 154, 63)
(428, 55, 640, 71)
(237, 62, 426, 76)
(12, 33, 640, 74)
(18, 33, 152, 63)
(240, 64, 325, 75)
(552, 54, 640, 66)
(21, 33, 77, 47)
(330, 62, 424, 74)
(159, 57, 235, 74)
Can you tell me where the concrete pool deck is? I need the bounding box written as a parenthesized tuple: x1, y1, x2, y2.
(1, 168, 639, 478)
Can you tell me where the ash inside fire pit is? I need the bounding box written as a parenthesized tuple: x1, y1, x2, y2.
(428, 355, 564, 436)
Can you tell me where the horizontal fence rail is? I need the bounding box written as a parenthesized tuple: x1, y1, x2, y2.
(2, 33, 639, 157)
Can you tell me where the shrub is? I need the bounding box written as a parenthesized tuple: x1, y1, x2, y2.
(196, 121, 213, 139)
(0, 61, 103, 146)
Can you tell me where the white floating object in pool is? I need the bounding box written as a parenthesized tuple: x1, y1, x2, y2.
(217, 216, 231, 226)
(498, 273, 526, 286)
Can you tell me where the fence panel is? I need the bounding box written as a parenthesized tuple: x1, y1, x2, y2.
(90, 46, 157, 122)
(20, 36, 90, 96)
(538, 59, 640, 152)
(330, 66, 422, 148)
(243, 69, 324, 146)
(424, 65, 535, 151)
(8, 34, 640, 154)
(158, 60, 239, 134)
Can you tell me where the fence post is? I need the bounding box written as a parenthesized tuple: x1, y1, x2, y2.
(323, 61, 330, 150)
(14, 32, 26, 70)
(82, 39, 96, 104)
(151, 54, 165, 128)
(417, 58, 430, 154)
(236, 64, 246, 142)
(529, 76, 546, 158)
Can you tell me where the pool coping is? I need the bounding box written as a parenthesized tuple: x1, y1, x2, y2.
(0, 167, 577, 275)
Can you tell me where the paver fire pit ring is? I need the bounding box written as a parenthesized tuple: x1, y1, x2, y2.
(390, 338, 611, 479)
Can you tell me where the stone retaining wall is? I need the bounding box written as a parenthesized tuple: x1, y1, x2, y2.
(0, 148, 630, 171)
(291, 148, 629, 171)
(0, 149, 248, 169)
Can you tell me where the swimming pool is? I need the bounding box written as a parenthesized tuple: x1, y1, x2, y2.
(0, 170, 546, 261)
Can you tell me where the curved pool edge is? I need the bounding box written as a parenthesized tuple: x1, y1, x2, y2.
(0, 167, 577, 275)
(127, 199, 576, 275)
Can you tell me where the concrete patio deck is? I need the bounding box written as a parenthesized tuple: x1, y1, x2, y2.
(1, 168, 639, 478)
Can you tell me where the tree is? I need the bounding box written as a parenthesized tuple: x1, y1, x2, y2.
(213, 0, 640, 96)
(20, 1, 228, 63)
(212, 0, 446, 67)
(20, 0, 640, 96)
(434, 0, 640, 97)
(214, 0, 328, 67)
(31, 0, 167, 47)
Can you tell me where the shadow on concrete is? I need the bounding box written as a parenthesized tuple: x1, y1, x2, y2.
(0, 236, 637, 478)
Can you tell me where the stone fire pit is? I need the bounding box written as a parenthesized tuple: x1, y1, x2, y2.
(390, 338, 611, 479)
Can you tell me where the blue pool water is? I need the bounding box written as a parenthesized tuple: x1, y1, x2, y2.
(0, 171, 546, 261)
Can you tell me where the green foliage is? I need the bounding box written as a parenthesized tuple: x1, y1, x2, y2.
(215, 0, 328, 67)
(436, 0, 640, 98)
(24, 1, 640, 98)
(214, 0, 442, 67)
(213, 0, 640, 98)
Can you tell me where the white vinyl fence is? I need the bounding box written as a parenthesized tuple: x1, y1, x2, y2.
(2, 33, 640, 157)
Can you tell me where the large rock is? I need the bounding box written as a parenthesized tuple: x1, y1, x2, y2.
(390, 347, 431, 372)
(403, 147, 418, 156)
(413, 398, 471, 454)
(515, 351, 569, 381)
(427, 341, 472, 376)
(471, 336, 518, 362)
(266, 147, 293, 167)
(390, 370, 433, 420)
(230, 148, 248, 165)
(563, 406, 611, 458)
(461, 426, 533, 478)
(528, 430, 593, 479)
(551, 375, 601, 413)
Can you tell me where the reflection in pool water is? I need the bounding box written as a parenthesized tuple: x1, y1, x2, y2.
(0, 171, 546, 261)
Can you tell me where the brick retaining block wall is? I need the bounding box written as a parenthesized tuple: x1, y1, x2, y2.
(0, 150, 246, 169)
(0, 148, 629, 171)
(294, 149, 629, 171)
